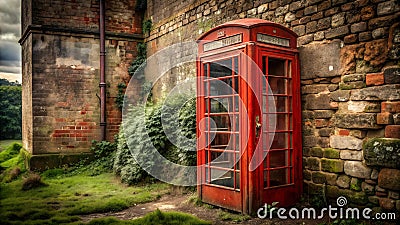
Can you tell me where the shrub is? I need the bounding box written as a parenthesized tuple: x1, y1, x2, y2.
(113, 93, 197, 185)
(22, 173, 47, 190)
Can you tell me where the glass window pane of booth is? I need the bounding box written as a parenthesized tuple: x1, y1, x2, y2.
(202, 56, 240, 191)
(263, 57, 293, 188)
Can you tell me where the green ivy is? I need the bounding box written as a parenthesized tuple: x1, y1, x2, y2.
(128, 43, 147, 80)
(113, 93, 197, 185)
(115, 82, 127, 109)
(142, 19, 152, 35)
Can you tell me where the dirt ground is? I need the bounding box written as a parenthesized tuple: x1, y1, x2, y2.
(80, 193, 389, 225)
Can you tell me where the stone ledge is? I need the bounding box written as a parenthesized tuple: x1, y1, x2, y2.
(29, 153, 94, 171)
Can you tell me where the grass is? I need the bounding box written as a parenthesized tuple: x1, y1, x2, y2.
(218, 211, 251, 223)
(0, 141, 210, 224)
(78, 209, 210, 225)
(0, 172, 170, 224)
(0, 140, 22, 152)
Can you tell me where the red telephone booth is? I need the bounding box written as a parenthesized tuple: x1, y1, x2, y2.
(196, 18, 302, 214)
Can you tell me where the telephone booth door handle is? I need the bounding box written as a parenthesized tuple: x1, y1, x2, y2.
(255, 115, 262, 138)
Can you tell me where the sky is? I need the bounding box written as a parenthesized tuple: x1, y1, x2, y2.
(0, 0, 21, 83)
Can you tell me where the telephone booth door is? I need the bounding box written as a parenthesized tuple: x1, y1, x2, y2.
(197, 19, 302, 214)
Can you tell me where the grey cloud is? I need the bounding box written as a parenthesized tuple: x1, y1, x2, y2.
(0, 23, 20, 37)
(0, 0, 21, 76)
(0, 65, 21, 74)
(0, 0, 21, 36)
(0, 0, 20, 23)
(0, 40, 20, 61)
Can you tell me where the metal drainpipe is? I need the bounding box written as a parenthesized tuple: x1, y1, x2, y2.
(99, 0, 106, 141)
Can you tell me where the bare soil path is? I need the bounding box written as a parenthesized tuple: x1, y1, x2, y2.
(80, 193, 336, 225)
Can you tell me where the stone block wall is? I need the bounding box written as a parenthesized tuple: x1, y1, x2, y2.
(21, 0, 142, 159)
(144, 0, 400, 210)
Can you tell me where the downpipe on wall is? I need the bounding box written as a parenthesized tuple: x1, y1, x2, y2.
(99, 0, 106, 141)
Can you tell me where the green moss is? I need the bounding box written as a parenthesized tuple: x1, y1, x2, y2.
(0, 140, 21, 152)
(342, 74, 365, 83)
(348, 191, 368, 205)
(0, 142, 22, 163)
(323, 148, 340, 159)
(321, 159, 344, 173)
(339, 81, 366, 90)
(363, 138, 400, 168)
(310, 147, 323, 157)
(0, 143, 29, 183)
(350, 178, 362, 191)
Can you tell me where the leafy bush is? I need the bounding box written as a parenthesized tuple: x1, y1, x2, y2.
(0, 85, 22, 140)
(114, 93, 197, 185)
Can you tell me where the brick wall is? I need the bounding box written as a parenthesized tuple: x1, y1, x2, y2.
(31, 0, 142, 34)
(145, 0, 400, 211)
(21, 0, 142, 158)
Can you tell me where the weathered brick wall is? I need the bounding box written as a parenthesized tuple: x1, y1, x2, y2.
(21, 0, 142, 158)
(31, 0, 142, 34)
(145, 0, 400, 210)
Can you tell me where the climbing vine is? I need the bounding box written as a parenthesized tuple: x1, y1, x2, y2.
(142, 19, 152, 35)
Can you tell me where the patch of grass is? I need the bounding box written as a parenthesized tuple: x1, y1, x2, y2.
(218, 211, 251, 223)
(0, 142, 22, 163)
(0, 173, 170, 224)
(41, 168, 66, 179)
(132, 209, 210, 225)
(79, 209, 211, 225)
(0, 142, 28, 183)
(187, 193, 203, 206)
(0, 140, 21, 152)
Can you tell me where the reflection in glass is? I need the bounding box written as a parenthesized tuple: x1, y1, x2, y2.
(269, 168, 288, 186)
(210, 169, 235, 188)
(269, 77, 287, 94)
(268, 58, 285, 76)
(210, 58, 233, 78)
(271, 132, 288, 149)
(269, 150, 288, 168)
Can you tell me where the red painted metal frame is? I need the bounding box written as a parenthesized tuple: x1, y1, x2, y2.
(197, 18, 302, 214)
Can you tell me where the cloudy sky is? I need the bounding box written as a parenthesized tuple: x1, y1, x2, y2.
(0, 0, 21, 83)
